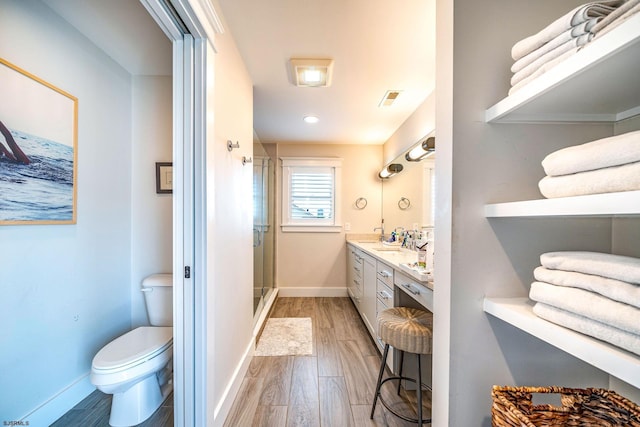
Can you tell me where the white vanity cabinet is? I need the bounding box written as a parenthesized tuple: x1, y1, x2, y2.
(375, 260, 395, 369)
(346, 240, 434, 374)
(346, 243, 377, 336)
(347, 245, 363, 308)
(360, 251, 377, 336)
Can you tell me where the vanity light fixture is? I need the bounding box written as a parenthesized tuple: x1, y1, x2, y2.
(290, 58, 334, 87)
(405, 136, 436, 162)
(378, 163, 403, 179)
(303, 115, 319, 124)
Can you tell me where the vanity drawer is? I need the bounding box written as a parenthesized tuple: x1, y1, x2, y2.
(376, 261, 394, 287)
(395, 271, 433, 312)
(376, 280, 393, 307)
(352, 254, 363, 280)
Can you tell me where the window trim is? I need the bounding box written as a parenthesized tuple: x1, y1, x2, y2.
(280, 157, 343, 233)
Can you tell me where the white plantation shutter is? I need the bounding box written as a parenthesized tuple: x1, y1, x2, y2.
(290, 169, 334, 219)
(281, 157, 342, 232)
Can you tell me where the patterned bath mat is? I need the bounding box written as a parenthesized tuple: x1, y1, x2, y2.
(255, 317, 313, 356)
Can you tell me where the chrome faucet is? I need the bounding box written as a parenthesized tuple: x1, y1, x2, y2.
(373, 226, 385, 241)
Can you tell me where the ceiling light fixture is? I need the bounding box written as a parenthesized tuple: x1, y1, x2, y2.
(379, 90, 402, 107)
(290, 58, 334, 87)
(378, 163, 403, 179)
(405, 136, 435, 162)
(303, 115, 319, 124)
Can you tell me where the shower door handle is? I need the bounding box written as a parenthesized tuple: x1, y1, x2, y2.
(253, 227, 262, 248)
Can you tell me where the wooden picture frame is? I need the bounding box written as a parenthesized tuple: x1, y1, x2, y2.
(0, 57, 78, 225)
(156, 162, 173, 194)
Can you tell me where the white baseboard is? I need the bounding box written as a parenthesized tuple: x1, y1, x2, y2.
(277, 287, 348, 297)
(21, 373, 95, 427)
(212, 339, 255, 427)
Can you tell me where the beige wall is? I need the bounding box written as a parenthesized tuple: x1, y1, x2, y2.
(276, 143, 383, 294)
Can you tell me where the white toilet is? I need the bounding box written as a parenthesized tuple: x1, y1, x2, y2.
(91, 273, 173, 427)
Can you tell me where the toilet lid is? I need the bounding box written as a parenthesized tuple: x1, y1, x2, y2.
(93, 326, 173, 371)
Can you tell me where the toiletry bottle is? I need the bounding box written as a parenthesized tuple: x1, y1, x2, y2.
(417, 244, 427, 268)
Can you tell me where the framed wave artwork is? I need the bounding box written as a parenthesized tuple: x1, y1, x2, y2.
(0, 57, 78, 225)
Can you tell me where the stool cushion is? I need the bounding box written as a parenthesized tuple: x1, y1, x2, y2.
(378, 307, 433, 355)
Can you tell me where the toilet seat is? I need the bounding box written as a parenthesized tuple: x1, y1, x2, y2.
(93, 326, 172, 373)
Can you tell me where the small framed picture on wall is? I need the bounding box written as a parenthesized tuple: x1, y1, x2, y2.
(155, 162, 173, 194)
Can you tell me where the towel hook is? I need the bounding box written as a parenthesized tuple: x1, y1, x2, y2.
(227, 140, 240, 151)
(242, 156, 253, 165)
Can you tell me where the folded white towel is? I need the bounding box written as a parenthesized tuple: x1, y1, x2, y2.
(529, 281, 640, 335)
(540, 251, 640, 285)
(508, 48, 579, 96)
(541, 130, 640, 176)
(511, 1, 624, 60)
(591, 0, 640, 35)
(511, 19, 599, 73)
(511, 34, 592, 86)
(533, 302, 640, 356)
(538, 161, 640, 198)
(534, 266, 640, 308)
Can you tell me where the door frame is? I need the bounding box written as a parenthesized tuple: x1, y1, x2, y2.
(140, 0, 222, 425)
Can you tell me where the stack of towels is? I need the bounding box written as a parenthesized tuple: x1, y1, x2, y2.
(508, 0, 640, 95)
(529, 251, 640, 356)
(591, 0, 640, 38)
(538, 129, 640, 198)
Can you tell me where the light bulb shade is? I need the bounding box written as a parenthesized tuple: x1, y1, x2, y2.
(405, 136, 436, 161)
(378, 163, 403, 179)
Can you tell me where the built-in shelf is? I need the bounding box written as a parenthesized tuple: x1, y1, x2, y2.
(484, 297, 640, 389)
(485, 14, 640, 124)
(485, 190, 640, 218)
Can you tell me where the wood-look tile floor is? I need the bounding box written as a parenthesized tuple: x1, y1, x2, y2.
(224, 297, 431, 427)
(50, 390, 173, 427)
(51, 297, 430, 426)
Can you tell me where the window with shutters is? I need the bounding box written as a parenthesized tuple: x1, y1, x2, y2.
(280, 157, 342, 232)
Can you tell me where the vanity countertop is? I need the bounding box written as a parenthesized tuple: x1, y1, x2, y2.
(346, 239, 433, 289)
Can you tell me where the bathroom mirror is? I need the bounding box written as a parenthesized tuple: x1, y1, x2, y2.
(381, 133, 435, 234)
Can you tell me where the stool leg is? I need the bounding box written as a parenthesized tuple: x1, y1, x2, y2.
(370, 344, 389, 419)
(397, 350, 404, 395)
(416, 353, 423, 426)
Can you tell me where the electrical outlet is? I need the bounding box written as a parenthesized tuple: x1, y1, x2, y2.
(413, 223, 419, 230)
(344, 222, 351, 231)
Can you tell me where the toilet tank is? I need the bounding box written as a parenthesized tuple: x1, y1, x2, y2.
(141, 273, 173, 326)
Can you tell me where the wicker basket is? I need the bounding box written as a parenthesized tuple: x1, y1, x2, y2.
(492, 385, 640, 427)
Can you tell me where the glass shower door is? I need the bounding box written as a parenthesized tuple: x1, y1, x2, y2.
(253, 152, 274, 318)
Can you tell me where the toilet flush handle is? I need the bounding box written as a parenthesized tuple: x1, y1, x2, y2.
(141, 288, 153, 292)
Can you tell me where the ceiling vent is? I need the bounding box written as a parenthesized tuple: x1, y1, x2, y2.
(379, 90, 402, 107)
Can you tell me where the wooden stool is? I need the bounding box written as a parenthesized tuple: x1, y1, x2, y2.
(370, 307, 433, 425)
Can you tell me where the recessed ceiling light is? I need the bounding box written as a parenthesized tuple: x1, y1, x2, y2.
(290, 58, 334, 87)
(303, 115, 319, 124)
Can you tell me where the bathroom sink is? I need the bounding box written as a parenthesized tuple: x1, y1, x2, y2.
(373, 247, 402, 252)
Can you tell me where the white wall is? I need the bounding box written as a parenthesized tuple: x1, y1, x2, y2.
(205, 6, 256, 424)
(131, 76, 173, 327)
(435, 0, 630, 425)
(0, 0, 133, 422)
(275, 143, 383, 295)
